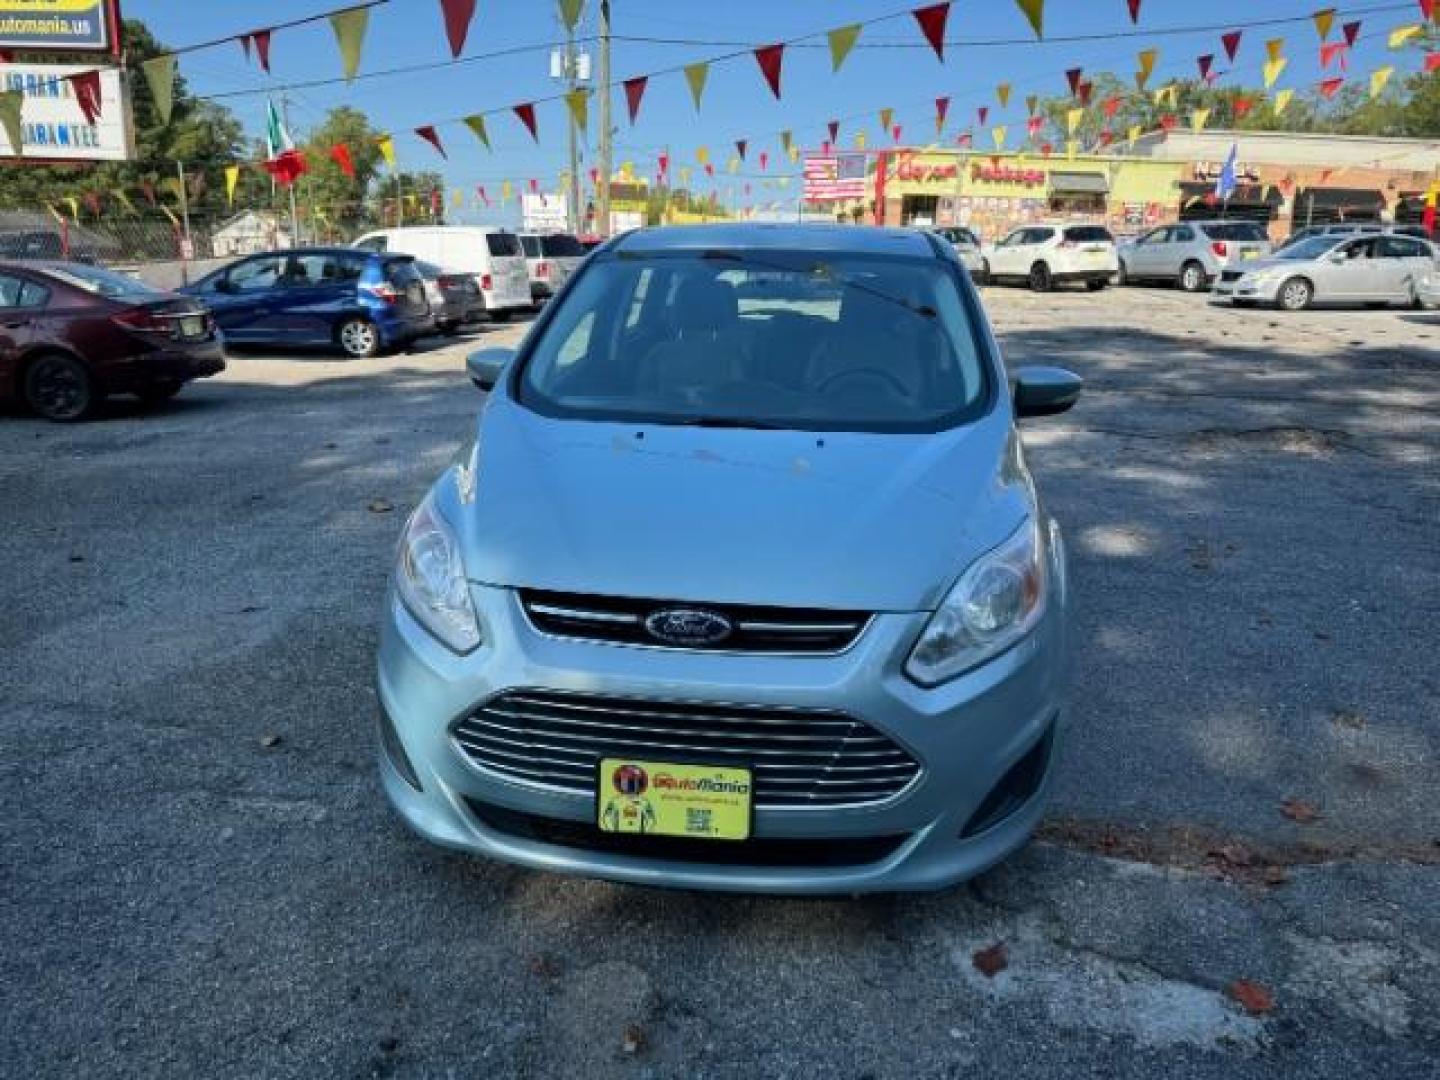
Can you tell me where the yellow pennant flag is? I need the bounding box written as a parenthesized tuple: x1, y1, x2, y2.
(879, 108, 894, 132)
(788, 145, 799, 164)
(64, 196, 80, 221)
(451, 188, 463, 208)
(780, 130, 792, 155)
(1127, 124, 1142, 145)
(1262, 58, 1287, 88)
(1370, 66, 1395, 97)
(564, 88, 589, 135)
(1273, 88, 1294, 115)
(1265, 38, 1284, 62)
(159, 204, 179, 228)
(463, 115, 490, 149)
(1389, 25, 1423, 48)
(727, 155, 740, 174)
(684, 63, 709, 111)
(142, 55, 177, 125)
(1191, 108, 1210, 133)
(376, 135, 396, 167)
(992, 125, 1008, 150)
(997, 83, 1011, 108)
(827, 24, 861, 72)
(500, 180, 513, 205)
(225, 164, 240, 206)
(47, 204, 65, 226)
(1312, 8, 1334, 41)
(853, 132, 867, 150)
(1025, 93, 1038, 115)
(1013, 0, 1043, 38)
(1137, 48, 1158, 83)
(329, 6, 369, 82)
(620, 160, 635, 180)
(695, 145, 709, 165)
(558, 0, 584, 32)
(1065, 107, 1084, 135)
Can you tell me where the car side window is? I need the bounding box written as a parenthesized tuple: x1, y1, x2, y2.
(354, 236, 387, 253)
(229, 256, 286, 291)
(1339, 239, 1373, 260)
(287, 253, 365, 285)
(1379, 236, 1425, 259)
(999, 230, 1025, 248)
(1031, 228, 1055, 245)
(0, 272, 49, 308)
(1173, 226, 1194, 242)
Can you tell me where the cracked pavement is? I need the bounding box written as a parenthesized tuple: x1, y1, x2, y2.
(1, 286, 1436, 1078)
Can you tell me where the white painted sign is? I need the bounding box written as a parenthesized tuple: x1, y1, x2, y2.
(522, 192, 569, 232)
(0, 63, 132, 161)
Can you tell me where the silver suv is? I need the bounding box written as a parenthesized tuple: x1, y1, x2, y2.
(1118, 220, 1273, 291)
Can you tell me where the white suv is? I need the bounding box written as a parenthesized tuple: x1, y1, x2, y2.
(981, 224, 1118, 291)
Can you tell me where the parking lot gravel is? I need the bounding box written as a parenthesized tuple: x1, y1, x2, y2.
(2, 288, 1436, 1078)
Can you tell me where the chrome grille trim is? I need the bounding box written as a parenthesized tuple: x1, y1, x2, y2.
(452, 689, 921, 809)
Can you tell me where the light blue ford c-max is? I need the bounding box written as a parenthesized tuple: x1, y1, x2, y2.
(376, 223, 1081, 893)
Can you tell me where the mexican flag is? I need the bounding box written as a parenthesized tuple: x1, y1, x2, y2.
(261, 98, 307, 186)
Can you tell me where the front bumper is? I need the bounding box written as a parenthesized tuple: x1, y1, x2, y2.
(376, 548, 1069, 894)
(1213, 277, 1280, 302)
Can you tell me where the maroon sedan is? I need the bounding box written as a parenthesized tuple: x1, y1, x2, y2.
(0, 261, 224, 421)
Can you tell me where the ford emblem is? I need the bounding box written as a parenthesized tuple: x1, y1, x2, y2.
(644, 608, 733, 647)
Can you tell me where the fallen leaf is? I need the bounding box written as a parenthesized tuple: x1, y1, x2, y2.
(1330, 709, 1364, 729)
(528, 955, 561, 978)
(1262, 866, 1290, 887)
(368, 499, 395, 514)
(259, 734, 282, 748)
(1280, 798, 1320, 824)
(621, 1023, 645, 1055)
(1227, 979, 1275, 1015)
(1210, 843, 1252, 868)
(972, 942, 1008, 978)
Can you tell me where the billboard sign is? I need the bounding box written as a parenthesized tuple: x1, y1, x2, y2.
(521, 192, 568, 232)
(0, 63, 132, 161)
(0, 0, 118, 53)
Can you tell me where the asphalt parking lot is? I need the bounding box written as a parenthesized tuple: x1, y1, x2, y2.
(3, 287, 1437, 1079)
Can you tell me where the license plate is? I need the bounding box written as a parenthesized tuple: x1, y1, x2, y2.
(177, 315, 205, 339)
(596, 758, 752, 841)
(1241, 250, 1259, 260)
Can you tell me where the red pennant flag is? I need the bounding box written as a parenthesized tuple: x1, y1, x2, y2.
(891, 124, 903, 143)
(1099, 129, 1115, 148)
(438, 0, 477, 58)
(704, 163, 714, 178)
(1318, 76, 1343, 99)
(935, 96, 950, 125)
(1102, 95, 1121, 119)
(957, 131, 972, 147)
(1221, 30, 1242, 61)
(911, 3, 951, 61)
(68, 70, 102, 124)
(758, 151, 768, 170)
(1342, 20, 1361, 46)
(1159, 113, 1177, 131)
(827, 119, 840, 143)
(1320, 42, 1347, 70)
(821, 141, 832, 156)
(735, 139, 747, 161)
(1426, 51, 1440, 72)
(1197, 54, 1214, 80)
(588, 168, 599, 186)
(657, 153, 669, 176)
(977, 106, 989, 125)
(476, 185, 489, 206)
(1425, 200, 1437, 236)
(1233, 96, 1255, 119)
(753, 43, 784, 99)
(1422, 0, 1435, 18)
(415, 126, 446, 158)
(528, 178, 539, 194)
(1127, 0, 1142, 22)
(623, 76, 647, 124)
(252, 29, 272, 72)
(512, 103, 539, 142)
(1026, 115, 1045, 138)
(1065, 67, 1082, 95)
(239, 34, 250, 61)
(1077, 81, 1093, 106)
(329, 142, 356, 178)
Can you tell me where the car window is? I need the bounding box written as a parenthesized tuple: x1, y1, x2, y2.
(999, 230, 1026, 247)
(1379, 236, 1428, 258)
(1064, 226, 1113, 243)
(1277, 236, 1343, 260)
(486, 232, 521, 257)
(520, 236, 541, 258)
(1029, 228, 1055, 244)
(0, 273, 49, 308)
(384, 258, 422, 289)
(37, 263, 159, 299)
(1338, 239, 1376, 260)
(519, 252, 988, 434)
(541, 234, 586, 257)
(354, 235, 387, 252)
(229, 256, 286, 291)
(287, 252, 365, 285)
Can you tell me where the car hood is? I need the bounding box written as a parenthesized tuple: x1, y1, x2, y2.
(444, 397, 1029, 613)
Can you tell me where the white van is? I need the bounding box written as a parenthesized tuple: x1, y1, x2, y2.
(352, 227, 530, 321)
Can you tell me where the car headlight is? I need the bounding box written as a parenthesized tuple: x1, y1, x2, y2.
(905, 519, 1046, 687)
(395, 493, 481, 653)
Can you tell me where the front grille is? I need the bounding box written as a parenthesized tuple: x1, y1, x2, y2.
(465, 798, 908, 867)
(520, 590, 868, 654)
(453, 690, 920, 809)
(1220, 270, 1244, 283)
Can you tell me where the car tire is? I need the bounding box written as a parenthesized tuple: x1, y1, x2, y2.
(1086, 278, 1107, 292)
(977, 259, 991, 285)
(23, 352, 96, 422)
(1179, 261, 1206, 292)
(136, 382, 184, 405)
(336, 318, 381, 358)
(439, 321, 460, 337)
(1028, 262, 1052, 292)
(1277, 277, 1313, 312)
(489, 310, 513, 324)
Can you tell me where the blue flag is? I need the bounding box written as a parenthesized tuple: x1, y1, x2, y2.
(1215, 143, 1239, 202)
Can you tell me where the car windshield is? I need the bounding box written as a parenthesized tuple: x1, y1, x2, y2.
(1201, 222, 1268, 241)
(1064, 226, 1113, 243)
(44, 263, 161, 298)
(540, 234, 585, 257)
(486, 232, 520, 257)
(1276, 237, 1343, 260)
(414, 260, 442, 278)
(518, 251, 989, 433)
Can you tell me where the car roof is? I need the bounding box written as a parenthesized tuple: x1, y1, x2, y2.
(610, 223, 937, 258)
(242, 246, 407, 260)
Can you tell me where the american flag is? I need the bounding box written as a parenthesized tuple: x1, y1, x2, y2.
(803, 153, 867, 202)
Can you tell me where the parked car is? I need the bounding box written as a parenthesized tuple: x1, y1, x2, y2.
(0, 260, 222, 421)
(1117, 220, 1272, 291)
(980, 224, 1117, 290)
(414, 259, 483, 336)
(1278, 221, 1384, 250)
(182, 248, 429, 358)
(376, 224, 1080, 893)
(930, 226, 986, 278)
(1212, 233, 1437, 310)
(352, 227, 531, 322)
(1416, 266, 1440, 309)
(519, 233, 587, 303)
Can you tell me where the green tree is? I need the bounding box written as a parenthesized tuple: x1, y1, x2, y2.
(297, 106, 384, 232)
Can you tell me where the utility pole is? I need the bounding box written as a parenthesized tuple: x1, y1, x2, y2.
(281, 92, 300, 246)
(596, 0, 612, 237)
(175, 159, 193, 283)
(563, 21, 582, 234)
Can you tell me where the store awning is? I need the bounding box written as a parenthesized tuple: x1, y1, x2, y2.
(1178, 181, 1284, 208)
(1048, 171, 1109, 194)
(1293, 187, 1385, 215)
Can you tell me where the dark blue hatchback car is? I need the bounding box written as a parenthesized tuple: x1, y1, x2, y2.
(182, 248, 431, 358)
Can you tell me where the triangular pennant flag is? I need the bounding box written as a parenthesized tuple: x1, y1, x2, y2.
(438, 0, 477, 58)
(757, 150, 767, 170)
(735, 139, 747, 161)
(935, 97, 950, 135)
(992, 125, 1008, 149)
(501, 180, 513, 205)
(1221, 30, 1242, 62)
(1191, 108, 1210, 132)
(1138, 48, 1158, 83)
(684, 63, 709, 111)
(1014, 0, 1043, 38)
(476, 185, 489, 206)
(1423, 0, 1436, 20)
(1263, 58, 1288, 88)
(911, 3, 951, 62)
(1233, 96, 1254, 119)
(225, 164, 241, 205)
(1077, 80, 1093, 106)
(879, 108, 894, 132)
(512, 102, 539, 141)
(1273, 88, 1294, 114)
(753, 43, 784, 99)
(891, 124, 902, 143)
(696, 146, 709, 165)
(330, 142, 355, 178)
(1026, 115, 1045, 139)
(376, 134, 396, 167)
(1065, 107, 1084, 135)
(1370, 66, 1394, 97)
(463, 114, 490, 148)
(1127, 0, 1142, 21)
(977, 106, 989, 126)
(622, 76, 648, 124)
(564, 88, 589, 134)
(1197, 54, 1214, 80)
(159, 205, 179, 229)
(1342, 20, 1361, 47)
(0, 88, 23, 154)
(1427, 51, 1440, 72)
(1318, 76, 1343, 99)
(240, 33, 250, 61)
(415, 124, 446, 158)
(558, 0, 584, 32)
(827, 119, 840, 143)
(1102, 95, 1121, 119)
(997, 83, 1012, 108)
(255, 29, 273, 71)
(329, 7, 369, 83)
(64, 196, 80, 221)
(1266, 38, 1284, 62)
(828, 24, 861, 72)
(1127, 124, 1142, 144)
(68, 70, 102, 125)
(1389, 25, 1423, 48)
(854, 132, 867, 150)
(726, 155, 739, 175)
(1025, 94, 1038, 115)
(142, 55, 177, 125)
(1312, 8, 1334, 41)
(1065, 67, 1083, 95)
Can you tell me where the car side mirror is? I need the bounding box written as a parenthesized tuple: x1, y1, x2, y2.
(1012, 365, 1083, 419)
(466, 347, 514, 391)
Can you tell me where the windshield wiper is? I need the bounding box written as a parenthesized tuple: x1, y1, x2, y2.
(674, 416, 786, 430)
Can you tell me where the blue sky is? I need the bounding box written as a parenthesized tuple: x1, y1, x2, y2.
(127, 0, 1434, 224)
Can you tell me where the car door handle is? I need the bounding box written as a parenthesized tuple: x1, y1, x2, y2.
(2, 319, 28, 329)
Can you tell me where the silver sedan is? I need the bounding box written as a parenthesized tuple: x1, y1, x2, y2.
(1214, 233, 1437, 310)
